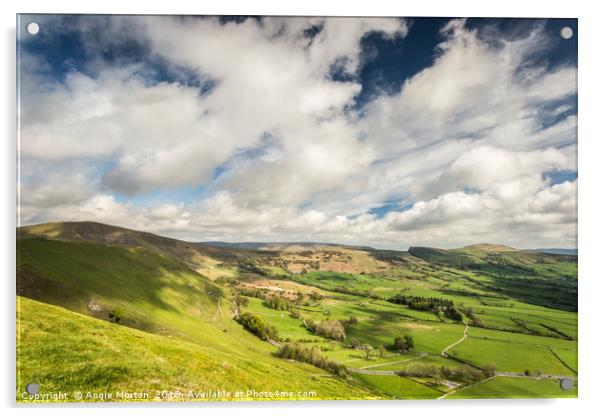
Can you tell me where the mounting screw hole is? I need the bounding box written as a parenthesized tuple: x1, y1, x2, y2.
(560, 27, 573, 40)
(26, 22, 40, 36)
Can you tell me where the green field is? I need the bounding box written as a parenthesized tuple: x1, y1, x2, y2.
(353, 374, 441, 399)
(17, 297, 372, 402)
(448, 376, 577, 399)
(16, 222, 578, 401)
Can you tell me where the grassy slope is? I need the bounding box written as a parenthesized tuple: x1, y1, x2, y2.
(17, 297, 371, 402)
(352, 374, 441, 400)
(16, 237, 371, 401)
(16, 222, 578, 401)
(448, 376, 577, 399)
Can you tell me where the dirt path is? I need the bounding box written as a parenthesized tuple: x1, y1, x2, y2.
(206, 291, 223, 322)
(441, 324, 469, 357)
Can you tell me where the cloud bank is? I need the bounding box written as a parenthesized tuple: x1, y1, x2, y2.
(18, 16, 577, 249)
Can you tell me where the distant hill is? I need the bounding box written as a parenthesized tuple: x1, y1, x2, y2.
(461, 243, 517, 252)
(18, 221, 270, 267)
(407, 243, 577, 278)
(18, 221, 578, 311)
(203, 241, 376, 251)
(528, 248, 578, 256)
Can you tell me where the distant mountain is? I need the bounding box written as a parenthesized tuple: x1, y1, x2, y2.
(528, 248, 578, 256)
(202, 241, 376, 251)
(408, 243, 576, 270)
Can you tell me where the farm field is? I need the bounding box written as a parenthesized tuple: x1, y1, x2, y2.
(353, 374, 441, 399)
(17, 222, 578, 401)
(447, 376, 578, 399)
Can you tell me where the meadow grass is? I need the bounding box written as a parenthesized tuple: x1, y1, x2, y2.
(447, 376, 577, 399)
(448, 336, 574, 375)
(353, 374, 441, 399)
(17, 297, 373, 402)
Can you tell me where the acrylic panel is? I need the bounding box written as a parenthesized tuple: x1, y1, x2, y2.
(16, 15, 578, 402)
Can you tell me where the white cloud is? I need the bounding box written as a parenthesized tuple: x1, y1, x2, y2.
(18, 17, 577, 249)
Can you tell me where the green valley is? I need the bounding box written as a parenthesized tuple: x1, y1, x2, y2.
(16, 221, 578, 401)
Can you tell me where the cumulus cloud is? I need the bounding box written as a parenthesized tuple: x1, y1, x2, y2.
(18, 16, 577, 249)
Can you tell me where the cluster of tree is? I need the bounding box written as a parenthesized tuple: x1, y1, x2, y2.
(276, 343, 348, 376)
(304, 319, 346, 341)
(308, 291, 324, 301)
(330, 285, 385, 300)
(235, 312, 279, 341)
(392, 335, 414, 352)
(233, 292, 249, 308)
(459, 306, 482, 326)
(398, 364, 495, 384)
(289, 309, 302, 319)
(236, 286, 269, 300)
(444, 307, 463, 322)
(215, 276, 237, 285)
(388, 294, 454, 311)
(388, 294, 463, 321)
(341, 315, 358, 326)
(334, 285, 373, 298)
(237, 258, 268, 276)
(263, 294, 290, 311)
(358, 344, 388, 359)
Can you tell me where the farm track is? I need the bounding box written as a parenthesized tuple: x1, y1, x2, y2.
(442, 324, 469, 357)
(206, 291, 223, 322)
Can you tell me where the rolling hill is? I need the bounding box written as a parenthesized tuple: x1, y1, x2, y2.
(16, 221, 578, 401)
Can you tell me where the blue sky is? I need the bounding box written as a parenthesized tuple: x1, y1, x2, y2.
(18, 16, 577, 249)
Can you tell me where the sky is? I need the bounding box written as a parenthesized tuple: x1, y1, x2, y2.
(17, 15, 578, 250)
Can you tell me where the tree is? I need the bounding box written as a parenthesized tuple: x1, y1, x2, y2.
(236, 312, 279, 341)
(392, 335, 414, 352)
(377, 345, 386, 358)
(362, 345, 373, 360)
(350, 338, 362, 349)
(263, 294, 290, 311)
(482, 364, 496, 377)
(109, 307, 124, 324)
(305, 319, 346, 341)
(444, 307, 463, 322)
(404, 335, 414, 350)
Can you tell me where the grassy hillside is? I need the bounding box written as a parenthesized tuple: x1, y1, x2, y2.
(17, 297, 372, 402)
(16, 221, 578, 401)
(407, 244, 577, 311)
(18, 221, 274, 275)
